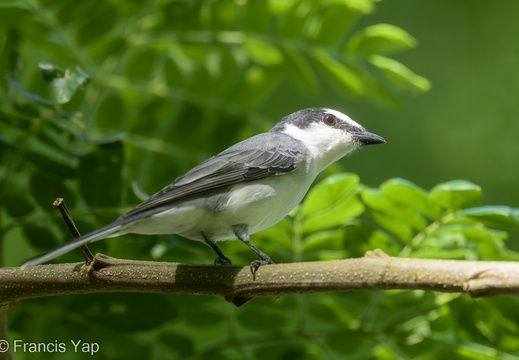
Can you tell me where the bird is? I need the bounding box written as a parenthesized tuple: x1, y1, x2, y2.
(22, 108, 385, 273)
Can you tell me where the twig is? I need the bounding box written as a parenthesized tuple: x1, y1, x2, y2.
(53, 198, 94, 264)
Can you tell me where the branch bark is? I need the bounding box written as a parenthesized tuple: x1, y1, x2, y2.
(2, 250, 519, 307)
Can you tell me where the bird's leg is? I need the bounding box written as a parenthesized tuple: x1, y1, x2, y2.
(201, 232, 232, 266)
(232, 224, 275, 277)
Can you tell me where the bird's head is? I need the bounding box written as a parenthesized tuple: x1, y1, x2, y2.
(271, 108, 386, 171)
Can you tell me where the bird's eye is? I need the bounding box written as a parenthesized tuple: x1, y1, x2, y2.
(323, 114, 337, 126)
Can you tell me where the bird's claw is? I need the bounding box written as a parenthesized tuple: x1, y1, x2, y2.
(249, 258, 275, 279)
(214, 256, 233, 266)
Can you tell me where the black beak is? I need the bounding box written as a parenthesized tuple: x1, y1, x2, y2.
(353, 131, 386, 146)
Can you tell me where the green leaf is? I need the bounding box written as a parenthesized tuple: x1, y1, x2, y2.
(342, 0, 375, 13)
(312, 49, 365, 95)
(8, 76, 55, 106)
(3, 193, 34, 217)
(302, 173, 359, 216)
(75, 4, 117, 45)
(361, 188, 427, 241)
(366, 229, 401, 256)
(370, 210, 413, 242)
(303, 196, 364, 233)
(25, 151, 77, 179)
(238, 302, 290, 330)
(380, 178, 442, 219)
(39, 61, 65, 82)
(203, 45, 222, 79)
(303, 228, 344, 251)
(433, 223, 504, 243)
(277, 1, 318, 38)
(233, 65, 282, 108)
(69, 293, 175, 331)
(39, 62, 91, 104)
(422, 230, 467, 249)
(460, 206, 519, 230)
(429, 180, 482, 210)
(23, 224, 60, 251)
(476, 233, 506, 260)
(29, 172, 73, 209)
(301, 173, 364, 233)
(124, 47, 160, 79)
(254, 219, 292, 251)
(79, 141, 123, 207)
(0, 136, 16, 163)
(360, 188, 395, 212)
(95, 92, 126, 132)
(349, 23, 417, 55)
(284, 47, 319, 92)
(368, 55, 431, 93)
(346, 63, 401, 107)
(312, 3, 356, 46)
(410, 248, 474, 260)
(207, 0, 236, 30)
(159, 333, 194, 358)
(243, 0, 269, 32)
(244, 39, 284, 67)
(310, 250, 346, 262)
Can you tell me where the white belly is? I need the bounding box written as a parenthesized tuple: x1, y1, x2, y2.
(122, 169, 315, 242)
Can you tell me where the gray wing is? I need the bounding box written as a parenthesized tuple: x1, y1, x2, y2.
(120, 132, 307, 218)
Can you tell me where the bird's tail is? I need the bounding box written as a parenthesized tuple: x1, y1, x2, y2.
(21, 222, 123, 268)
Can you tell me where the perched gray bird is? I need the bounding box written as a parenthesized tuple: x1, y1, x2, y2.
(22, 108, 385, 272)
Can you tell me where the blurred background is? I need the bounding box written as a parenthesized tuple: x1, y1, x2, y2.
(350, 0, 519, 206)
(1, 0, 519, 359)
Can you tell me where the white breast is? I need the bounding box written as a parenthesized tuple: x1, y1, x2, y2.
(122, 162, 317, 242)
(222, 167, 315, 235)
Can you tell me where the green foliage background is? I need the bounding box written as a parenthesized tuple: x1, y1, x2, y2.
(1, 0, 519, 359)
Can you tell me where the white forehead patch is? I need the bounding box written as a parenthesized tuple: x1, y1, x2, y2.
(324, 108, 362, 128)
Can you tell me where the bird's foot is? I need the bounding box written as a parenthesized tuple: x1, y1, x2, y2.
(214, 256, 233, 266)
(249, 257, 275, 279)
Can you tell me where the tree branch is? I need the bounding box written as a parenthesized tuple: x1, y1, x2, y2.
(2, 250, 519, 307)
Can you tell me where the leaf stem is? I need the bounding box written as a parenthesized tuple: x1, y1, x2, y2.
(400, 211, 457, 257)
